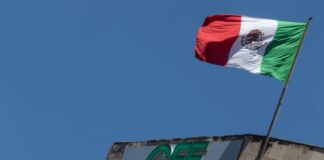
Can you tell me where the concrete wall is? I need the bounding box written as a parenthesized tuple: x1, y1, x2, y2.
(239, 138, 324, 160)
(108, 134, 324, 160)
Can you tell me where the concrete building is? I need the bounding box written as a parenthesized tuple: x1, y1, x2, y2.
(108, 134, 324, 160)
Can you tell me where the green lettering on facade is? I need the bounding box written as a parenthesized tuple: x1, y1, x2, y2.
(146, 144, 171, 160)
(147, 142, 209, 160)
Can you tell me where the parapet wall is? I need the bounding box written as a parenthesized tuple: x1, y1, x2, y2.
(108, 134, 324, 160)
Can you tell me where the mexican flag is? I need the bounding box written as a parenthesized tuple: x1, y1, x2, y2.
(195, 14, 307, 81)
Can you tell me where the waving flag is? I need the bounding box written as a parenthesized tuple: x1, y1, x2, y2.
(195, 14, 306, 81)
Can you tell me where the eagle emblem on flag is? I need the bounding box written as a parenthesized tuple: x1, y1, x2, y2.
(241, 29, 265, 51)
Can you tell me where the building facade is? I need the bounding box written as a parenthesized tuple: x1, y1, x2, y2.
(108, 134, 324, 160)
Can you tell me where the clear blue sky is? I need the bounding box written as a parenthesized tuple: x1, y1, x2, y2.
(0, 0, 323, 159)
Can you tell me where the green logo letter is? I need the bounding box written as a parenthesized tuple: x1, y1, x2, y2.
(146, 144, 171, 160)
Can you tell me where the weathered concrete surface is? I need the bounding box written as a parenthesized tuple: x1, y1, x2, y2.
(238, 137, 324, 160)
(108, 134, 324, 160)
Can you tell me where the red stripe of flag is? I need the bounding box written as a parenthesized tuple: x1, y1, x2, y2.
(195, 14, 241, 66)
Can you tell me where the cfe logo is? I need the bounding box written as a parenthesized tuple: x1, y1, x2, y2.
(146, 142, 209, 160)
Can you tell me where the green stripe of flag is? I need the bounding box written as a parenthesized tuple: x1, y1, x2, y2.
(261, 21, 306, 81)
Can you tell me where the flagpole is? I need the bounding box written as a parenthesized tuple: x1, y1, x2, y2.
(256, 17, 312, 160)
